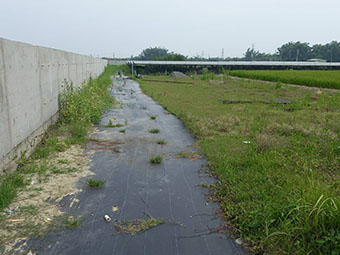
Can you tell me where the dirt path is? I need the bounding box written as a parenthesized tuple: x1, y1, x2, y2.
(25, 77, 244, 255)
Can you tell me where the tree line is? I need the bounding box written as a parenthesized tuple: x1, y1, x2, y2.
(132, 41, 340, 62)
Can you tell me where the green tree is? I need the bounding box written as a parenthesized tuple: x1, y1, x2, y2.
(277, 42, 312, 61)
(155, 53, 186, 61)
(138, 47, 169, 60)
(243, 48, 279, 61)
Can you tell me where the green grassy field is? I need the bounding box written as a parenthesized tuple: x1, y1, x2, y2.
(228, 70, 340, 90)
(139, 75, 340, 254)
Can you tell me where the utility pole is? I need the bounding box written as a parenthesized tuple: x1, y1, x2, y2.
(222, 48, 224, 59)
(296, 49, 299, 61)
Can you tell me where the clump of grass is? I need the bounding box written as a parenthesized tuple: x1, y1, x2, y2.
(105, 120, 123, 128)
(51, 167, 77, 174)
(275, 82, 282, 89)
(200, 72, 216, 81)
(150, 115, 157, 120)
(149, 128, 160, 134)
(57, 159, 69, 164)
(64, 216, 82, 229)
(0, 173, 25, 210)
(176, 150, 200, 161)
(157, 139, 166, 145)
(87, 178, 105, 188)
(149, 155, 163, 164)
(119, 129, 126, 133)
(20, 204, 38, 215)
(114, 213, 163, 235)
(32, 136, 69, 160)
(58, 66, 116, 142)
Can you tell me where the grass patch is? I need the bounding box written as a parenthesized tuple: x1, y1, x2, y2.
(139, 75, 340, 254)
(149, 128, 160, 134)
(57, 159, 69, 164)
(64, 215, 82, 229)
(119, 129, 126, 133)
(87, 178, 105, 188)
(176, 150, 200, 161)
(51, 167, 77, 174)
(229, 70, 340, 89)
(157, 139, 166, 145)
(105, 119, 124, 128)
(0, 173, 25, 209)
(20, 204, 38, 215)
(149, 155, 163, 164)
(150, 115, 157, 120)
(114, 213, 163, 235)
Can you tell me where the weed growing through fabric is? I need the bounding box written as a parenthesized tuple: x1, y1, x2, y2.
(149, 128, 160, 134)
(114, 213, 163, 235)
(105, 120, 123, 128)
(64, 216, 82, 229)
(157, 139, 166, 145)
(149, 155, 163, 164)
(87, 179, 105, 188)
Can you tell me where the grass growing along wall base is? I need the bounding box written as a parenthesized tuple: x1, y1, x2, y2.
(0, 65, 127, 210)
(139, 75, 340, 254)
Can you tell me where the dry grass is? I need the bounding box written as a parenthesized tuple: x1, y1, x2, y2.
(114, 214, 163, 235)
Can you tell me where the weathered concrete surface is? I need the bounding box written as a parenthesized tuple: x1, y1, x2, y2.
(0, 37, 107, 172)
(24, 77, 244, 255)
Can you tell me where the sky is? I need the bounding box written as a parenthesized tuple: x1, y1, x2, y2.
(0, 0, 339, 58)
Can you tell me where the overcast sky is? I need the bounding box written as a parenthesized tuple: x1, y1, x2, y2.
(0, 0, 339, 58)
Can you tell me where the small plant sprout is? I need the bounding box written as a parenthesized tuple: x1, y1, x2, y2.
(57, 159, 69, 164)
(149, 155, 163, 164)
(87, 178, 105, 188)
(64, 215, 82, 228)
(157, 139, 166, 145)
(150, 115, 157, 120)
(105, 120, 123, 128)
(149, 128, 160, 134)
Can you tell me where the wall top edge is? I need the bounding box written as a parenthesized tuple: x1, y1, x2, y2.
(0, 37, 106, 62)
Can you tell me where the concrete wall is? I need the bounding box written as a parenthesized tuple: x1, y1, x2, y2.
(0, 38, 107, 172)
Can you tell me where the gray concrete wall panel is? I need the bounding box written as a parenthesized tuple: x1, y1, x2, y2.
(0, 38, 107, 171)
